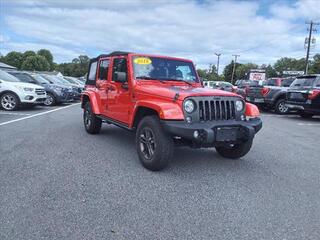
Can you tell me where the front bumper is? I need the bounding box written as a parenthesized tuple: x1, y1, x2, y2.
(54, 90, 74, 103)
(20, 92, 47, 104)
(286, 101, 320, 114)
(161, 118, 262, 145)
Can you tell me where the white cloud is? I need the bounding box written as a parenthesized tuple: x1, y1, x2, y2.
(1, 0, 320, 72)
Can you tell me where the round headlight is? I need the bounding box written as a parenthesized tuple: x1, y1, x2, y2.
(184, 99, 195, 113)
(236, 100, 244, 111)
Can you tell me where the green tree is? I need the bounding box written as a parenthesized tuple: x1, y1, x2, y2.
(265, 64, 278, 78)
(1, 51, 24, 69)
(21, 55, 50, 71)
(223, 60, 241, 83)
(37, 49, 54, 69)
(273, 57, 305, 74)
(309, 54, 320, 74)
(23, 50, 36, 59)
(235, 63, 258, 79)
(55, 55, 90, 77)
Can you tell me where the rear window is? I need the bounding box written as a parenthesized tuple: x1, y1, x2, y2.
(281, 78, 295, 87)
(291, 77, 316, 87)
(265, 78, 278, 86)
(86, 61, 98, 85)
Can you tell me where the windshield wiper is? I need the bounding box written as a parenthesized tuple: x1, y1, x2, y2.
(136, 76, 165, 83)
(161, 78, 193, 86)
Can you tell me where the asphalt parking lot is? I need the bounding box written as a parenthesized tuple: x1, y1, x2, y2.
(0, 104, 320, 240)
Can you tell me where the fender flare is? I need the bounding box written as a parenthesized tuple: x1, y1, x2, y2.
(81, 92, 101, 115)
(131, 100, 184, 125)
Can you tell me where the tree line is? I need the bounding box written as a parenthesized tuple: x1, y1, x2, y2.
(198, 54, 320, 82)
(0, 49, 89, 77)
(0, 49, 319, 80)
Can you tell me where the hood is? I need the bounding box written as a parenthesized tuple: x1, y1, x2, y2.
(8, 81, 44, 89)
(136, 83, 239, 101)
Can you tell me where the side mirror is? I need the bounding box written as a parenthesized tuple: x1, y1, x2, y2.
(114, 72, 127, 83)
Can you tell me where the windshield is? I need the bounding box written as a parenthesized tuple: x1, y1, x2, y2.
(0, 70, 20, 82)
(291, 77, 316, 87)
(31, 74, 50, 84)
(132, 56, 198, 83)
(42, 75, 67, 85)
(64, 77, 79, 85)
(10, 73, 35, 83)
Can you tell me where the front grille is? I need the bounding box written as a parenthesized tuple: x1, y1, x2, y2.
(35, 89, 46, 95)
(198, 99, 236, 121)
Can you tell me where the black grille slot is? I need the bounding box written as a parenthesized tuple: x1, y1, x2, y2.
(199, 99, 236, 121)
(35, 89, 46, 95)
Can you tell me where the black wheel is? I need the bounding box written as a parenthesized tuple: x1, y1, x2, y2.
(275, 99, 289, 114)
(83, 102, 102, 134)
(299, 113, 314, 119)
(0, 92, 20, 111)
(44, 93, 56, 106)
(215, 139, 253, 159)
(136, 115, 173, 171)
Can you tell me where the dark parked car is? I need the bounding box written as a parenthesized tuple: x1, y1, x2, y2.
(246, 77, 296, 114)
(8, 71, 74, 106)
(41, 74, 80, 101)
(286, 75, 320, 118)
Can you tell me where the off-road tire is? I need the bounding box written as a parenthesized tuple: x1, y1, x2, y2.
(275, 99, 289, 114)
(215, 139, 253, 159)
(299, 113, 314, 119)
(83, 102, 102, 134)
(136, 115, 173, 171)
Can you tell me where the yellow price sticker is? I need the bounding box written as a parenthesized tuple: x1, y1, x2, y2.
(134, 57, 152, 65)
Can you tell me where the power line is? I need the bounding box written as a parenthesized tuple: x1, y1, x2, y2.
(305, 20, 319, 74)
(231, 54, 240, 84)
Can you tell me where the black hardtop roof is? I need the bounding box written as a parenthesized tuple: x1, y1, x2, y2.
(91, 51, 132, 62)
(297, 74, 320, 78)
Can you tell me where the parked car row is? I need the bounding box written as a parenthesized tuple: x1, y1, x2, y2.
(0, 69, 84, 110)
(236, 75, 320, 118)
(204, 75, 320, 118)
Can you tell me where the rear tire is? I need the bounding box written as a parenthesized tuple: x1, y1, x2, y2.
(299, 113, 314, 119)
(275, 99, 289, 114)
(83, 102, 102, 134)
(136, 115, 173, 171)
(215, 139, 253, 159)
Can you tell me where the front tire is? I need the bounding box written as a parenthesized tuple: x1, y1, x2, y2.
(44, 93, 56, 106)
(83, 102, 102, 134)
(215, 139, 253, 159)
(275, 99, 289, 114)
(136, 115, 173, 171)
(0, 92, 20, 111)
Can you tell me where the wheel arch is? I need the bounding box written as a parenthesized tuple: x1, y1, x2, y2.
(81, 92, 101, 114)
(0, 90, 21, 102)
(132, 106, 159, 129)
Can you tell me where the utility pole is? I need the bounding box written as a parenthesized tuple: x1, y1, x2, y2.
(305, 21, 319, 74)
(231, 54, 240, 84)
(214, 53, 221, 75)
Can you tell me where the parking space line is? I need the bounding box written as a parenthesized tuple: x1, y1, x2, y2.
(297, 123, 320, 126)
(0, 103, 80, 127)
(0, 112, 31, 116)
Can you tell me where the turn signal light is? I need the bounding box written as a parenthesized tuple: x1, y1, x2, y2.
(245, 103, 260, 117)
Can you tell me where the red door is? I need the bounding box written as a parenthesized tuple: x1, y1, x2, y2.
(105, 57, 131, 125)
(96, 58, 111, 116)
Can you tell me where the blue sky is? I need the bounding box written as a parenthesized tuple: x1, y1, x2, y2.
(0, 0, 319, 71)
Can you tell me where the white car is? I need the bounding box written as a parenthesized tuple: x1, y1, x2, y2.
(0, 70, 47, 111)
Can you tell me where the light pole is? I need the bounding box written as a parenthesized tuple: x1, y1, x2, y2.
(231, 54, 240, 84)
(214, 53, 221, 75)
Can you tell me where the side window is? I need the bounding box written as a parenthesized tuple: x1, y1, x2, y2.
(87, 61, 98, 84)
(315, 77, 320, 87)
(112, 58, 127, 81)
(98, 60, 109, 80)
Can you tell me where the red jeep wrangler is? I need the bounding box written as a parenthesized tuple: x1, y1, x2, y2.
(81, 51, 262, 171)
